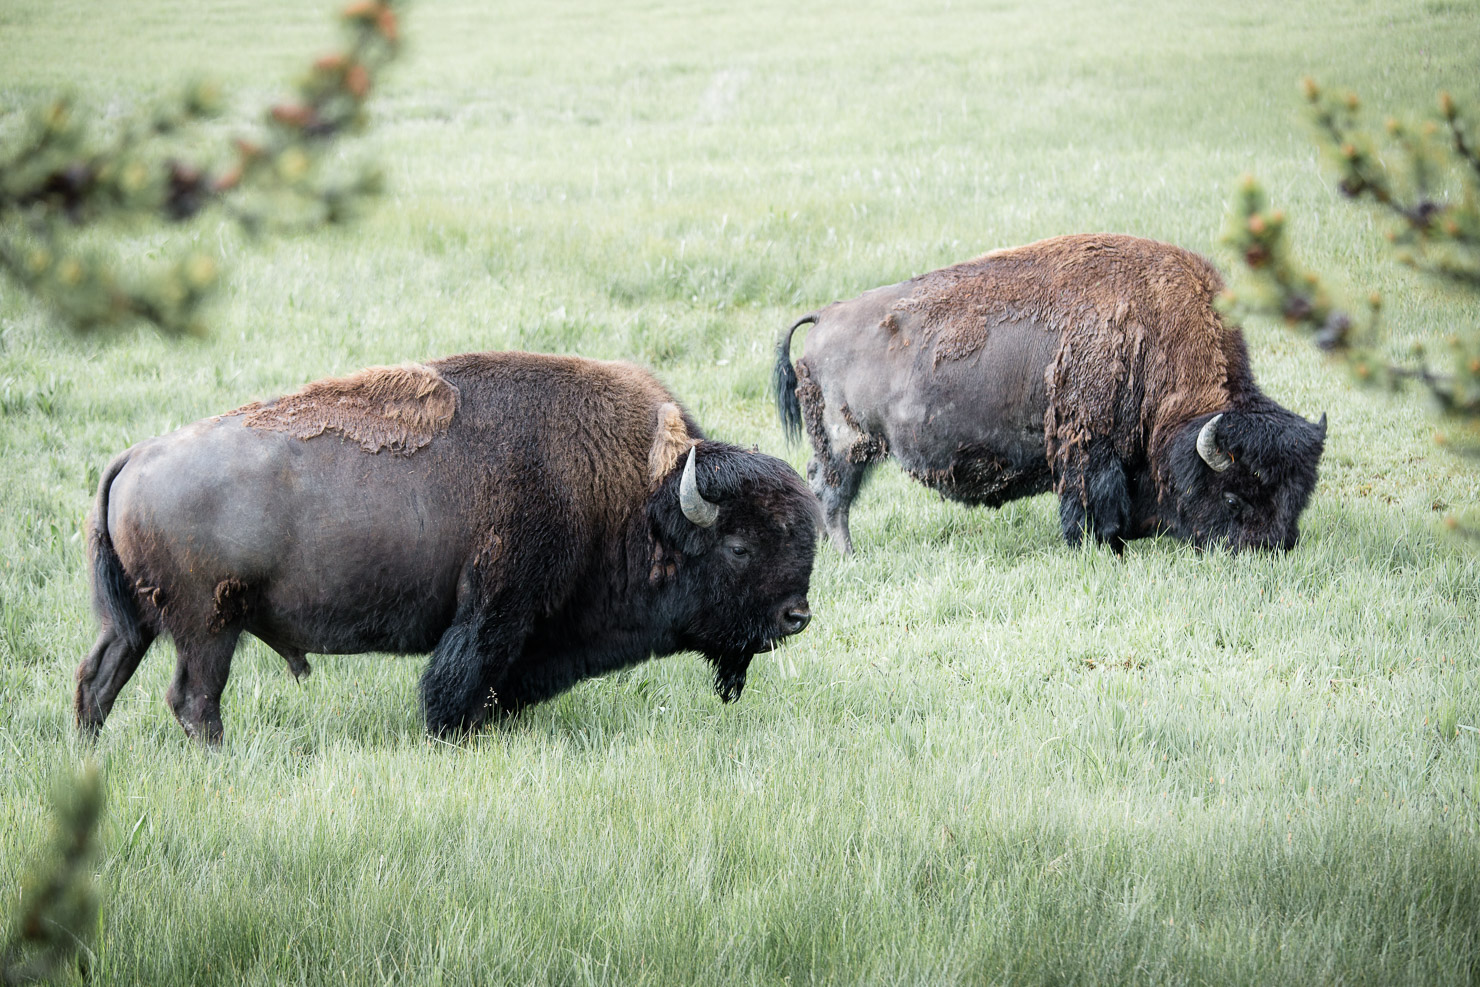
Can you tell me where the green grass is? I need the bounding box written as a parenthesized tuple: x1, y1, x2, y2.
(3, 0, 1479, 983)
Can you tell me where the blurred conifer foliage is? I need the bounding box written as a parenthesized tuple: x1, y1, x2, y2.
(2, 766, 102, 985)
(0, 1, 401, 336)
(1222, 79, 1480, 478)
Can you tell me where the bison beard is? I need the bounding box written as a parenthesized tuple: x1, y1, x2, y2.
(75, 352, 819, 742)
(775, 233, 1327, 553)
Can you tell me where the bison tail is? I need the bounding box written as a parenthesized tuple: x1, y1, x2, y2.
(89, 450, 146, 649)
(774, 312, 818, 444)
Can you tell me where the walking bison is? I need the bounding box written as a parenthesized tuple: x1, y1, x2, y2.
(774, 233, 1327, 553)
(77, 351, 819, 742)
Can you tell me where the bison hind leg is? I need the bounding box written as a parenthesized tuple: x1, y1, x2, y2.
(166, 629, 242, 744)
(1058, 441, 1131, 554)
(75, 625, 158, 737)
(810, 455, 874, 554)
(796, 365, 882, 554)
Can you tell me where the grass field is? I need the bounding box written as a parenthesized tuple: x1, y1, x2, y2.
(3, 0, 1479, 983)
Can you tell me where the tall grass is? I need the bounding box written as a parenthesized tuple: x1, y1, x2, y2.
(2, 0, 1478, 983)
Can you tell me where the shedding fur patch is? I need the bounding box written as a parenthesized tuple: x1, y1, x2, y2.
(648, 402, 694, 487)
(234, 363, 460, 455)
(794, 362, 837, 485)
(209, 577, 251, 633)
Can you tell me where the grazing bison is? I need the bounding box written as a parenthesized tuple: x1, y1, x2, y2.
(774, 233, 1327, 554)
(76, 351, 819, 742)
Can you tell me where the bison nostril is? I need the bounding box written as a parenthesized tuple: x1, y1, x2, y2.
(782, 608, 811, 634)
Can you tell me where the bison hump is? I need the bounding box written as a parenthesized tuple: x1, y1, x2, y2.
(232, 362, 460, 454)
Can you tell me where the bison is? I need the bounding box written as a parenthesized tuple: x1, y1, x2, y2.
(774, 233, 1327, 554)
(76, 351, 819, 742)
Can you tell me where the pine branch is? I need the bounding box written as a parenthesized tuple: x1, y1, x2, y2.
(1441, 91, 1480, 183)
(1222, 79, 1480, 538)
(0, 1, 403, 337)
(1, 766, 104, 986)
(1299, 80, 1480, 289)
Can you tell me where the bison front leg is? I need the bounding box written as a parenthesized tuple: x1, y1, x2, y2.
(1056, 440, 1131, 553)
(420, 616, 527, 736)
(421, 516, 572, 737)
(419, 572, 536, 737)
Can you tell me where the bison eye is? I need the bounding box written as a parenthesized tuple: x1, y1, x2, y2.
(728, 543, 750, 559)
(1222, 492, 1243, 513)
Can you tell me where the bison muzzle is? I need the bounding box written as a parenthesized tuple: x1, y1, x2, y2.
(774, 234, 1327, 553)
(76, 351, 820, 742)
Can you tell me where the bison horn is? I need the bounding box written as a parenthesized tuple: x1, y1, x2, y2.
(680, 446, 719, 527)
(1196, 413, 1234, 472)
(1315, 412, 1328, 439)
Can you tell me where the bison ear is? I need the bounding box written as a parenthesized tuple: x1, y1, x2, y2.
(649, 403, 693, 489)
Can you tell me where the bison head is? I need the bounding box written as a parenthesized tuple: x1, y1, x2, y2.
(649, 442, 820, 701)
(1159, 406, 1327, 551)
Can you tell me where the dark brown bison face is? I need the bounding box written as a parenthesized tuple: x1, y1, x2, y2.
(650, 443, 820, 701)
(1162, 407, 1327, 551)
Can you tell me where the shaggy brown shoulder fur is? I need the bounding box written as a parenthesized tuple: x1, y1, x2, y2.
(422, 352, 703, 531)
(231, 363, 461, 454)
